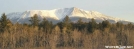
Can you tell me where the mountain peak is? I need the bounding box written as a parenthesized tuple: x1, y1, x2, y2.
(6, 7, 130, 24)
(71, 7, 79, 9)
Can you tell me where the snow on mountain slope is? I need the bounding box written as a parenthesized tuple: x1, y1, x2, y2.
(6, 7, 129, 24)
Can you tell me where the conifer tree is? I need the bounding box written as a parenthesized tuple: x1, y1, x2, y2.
(100, 20, 111, 31)
(63, 15, 71, 27)
(87, 19, 97, 33)
(56, 22, 64, 32)
(29, 14, 40, 27)
(102, 20, 111, 28)
(76, 18, 84, 30)
(77, 18, 83, 24)
(0, 13, 12, 32)
(62, 15, 72, 32)
(39, 18, 53, 32)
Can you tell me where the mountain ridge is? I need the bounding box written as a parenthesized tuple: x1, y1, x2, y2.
(6, 7, 130, 24)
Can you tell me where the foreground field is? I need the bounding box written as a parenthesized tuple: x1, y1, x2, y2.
(0, 25, 134, 49)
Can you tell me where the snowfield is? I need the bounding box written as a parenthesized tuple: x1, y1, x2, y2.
(6, 7, 129, 24)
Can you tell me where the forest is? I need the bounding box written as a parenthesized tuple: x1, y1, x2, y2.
(0, 13, 134, 49)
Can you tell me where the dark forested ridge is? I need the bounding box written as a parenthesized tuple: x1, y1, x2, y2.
(0, 13, 134, 49)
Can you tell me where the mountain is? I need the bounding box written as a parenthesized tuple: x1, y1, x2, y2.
(6, 7, 130, 24)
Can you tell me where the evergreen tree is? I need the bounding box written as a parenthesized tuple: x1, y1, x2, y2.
(116, 22, 123, 28)
(102, 20, 111, 28)
(63, 15, 71, 27)
(101, 20, 111, 31)
(39, 18, 53, 32)
(29, 14, 40, 27)
(0, 13, 12, 32)
(76, 18, 84, 30)
(87, 19, 97, 33)
(77, 18, 83, 24)
(62, 15, 72, 31)
(57, 22, 63, 30)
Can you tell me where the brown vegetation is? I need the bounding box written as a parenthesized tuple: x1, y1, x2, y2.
(0, 14, 134, 49)
(0, 24, 133, 49)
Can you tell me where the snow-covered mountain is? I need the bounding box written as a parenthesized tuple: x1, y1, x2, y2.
(6, 7, 130, 24)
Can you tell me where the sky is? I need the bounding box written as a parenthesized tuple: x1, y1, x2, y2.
(0, 0, 134, 22)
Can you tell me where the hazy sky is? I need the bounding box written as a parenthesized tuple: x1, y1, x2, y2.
(0, 0, 134, 22)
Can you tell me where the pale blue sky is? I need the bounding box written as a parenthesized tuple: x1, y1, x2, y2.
(0, 0, 134, 22)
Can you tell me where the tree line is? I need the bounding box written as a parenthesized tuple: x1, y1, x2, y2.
(0, 13, 133, 33)
(0, 13, 134, 49)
